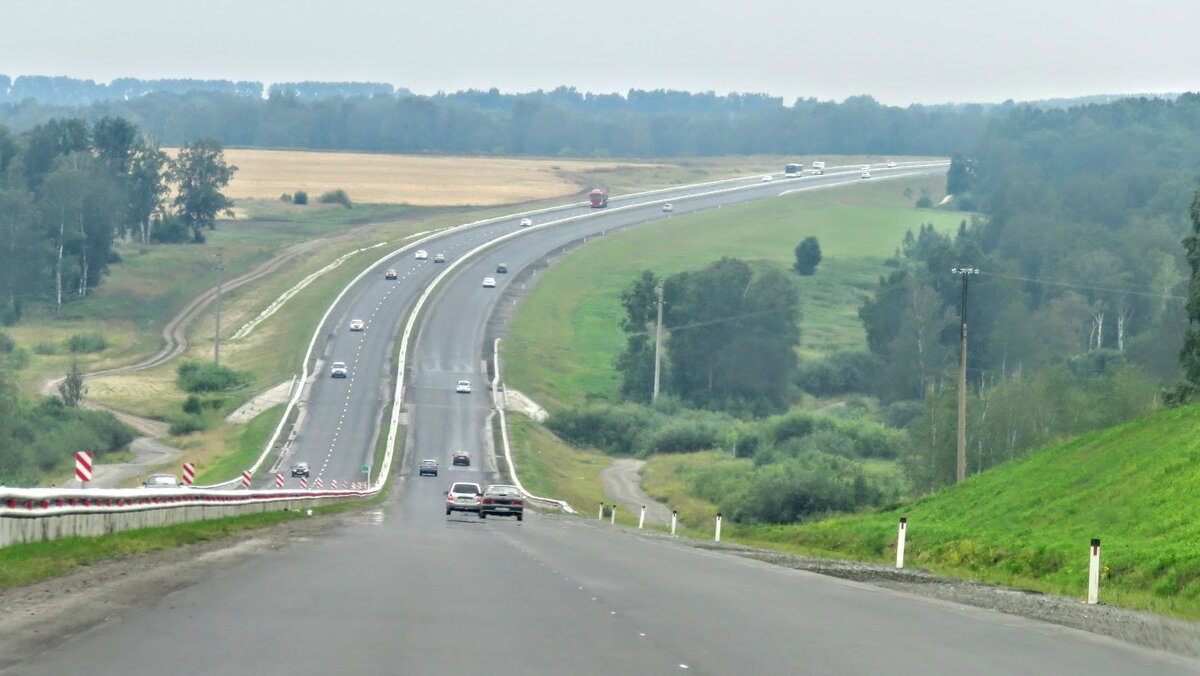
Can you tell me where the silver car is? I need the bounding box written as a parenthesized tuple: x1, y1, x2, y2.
(144, 473, 179, 488)
(445, 482, 483, 515)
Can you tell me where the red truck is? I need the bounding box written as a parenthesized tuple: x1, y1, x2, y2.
(589, 188, 608, 208)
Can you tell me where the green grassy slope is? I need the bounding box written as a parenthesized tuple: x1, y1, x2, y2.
(505, 175, 961, 410)
(744, 402, 1200, 618)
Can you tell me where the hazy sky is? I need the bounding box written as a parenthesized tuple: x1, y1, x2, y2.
(3, 0, 1198, 104)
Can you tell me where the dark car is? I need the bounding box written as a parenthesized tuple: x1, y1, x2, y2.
(479, 484, 524, 521)
(452, 451, 470, 466)
(496, 263, 508, 274)
(418, 459, 438, 477)
(291, 462, 310, 478)
(445, 481, 482, 515)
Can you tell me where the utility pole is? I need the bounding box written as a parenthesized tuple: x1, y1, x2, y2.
(214, 248, 224, 367)
(652, 283, 664, 402)
(951, 266, 979, 483)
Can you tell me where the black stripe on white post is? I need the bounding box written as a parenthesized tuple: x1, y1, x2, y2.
(896, 517, 907, 569)
(715, 513, 723, 542)
(638, 505, 646, 529)
(1088, 538, 1101, 605)
(671, 510, 678, 536)
(610, 504, 616, 525)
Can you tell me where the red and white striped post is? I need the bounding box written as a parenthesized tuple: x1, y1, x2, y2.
(274, 473, 284, 488)
(1088, 538, 1101, 605)
(671, 510, 678, 536)
(300, 477, 309, 489)
(241, 471, 252, 489)
(74, 451, 93, 485)
(610, 504, 616, 525)
(598, 502, 604, 520)
(315, 477, 324, 489)
(715, 513, 723, 542)
(638, 505, 646, 529)
(331, 479, 338, 489)
(182, 462, 196, 485)
(896, 517, 907, 569)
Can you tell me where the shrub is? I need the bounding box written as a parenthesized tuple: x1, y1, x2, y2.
(182, 395, 203, 415)
(168, 415, 209, 436)
(318, 189, 351, 208)
(293, 190, 308, 205)
(796, 351, 879, 396)
(649, 420, 722, 454)
(280, 193, 293, 203)
(32, 341, 59, 355)
(176, 361, 250, 393)
(915, 196, 934, 208)
(0, 331, 13, 353)
(545, 404, 656, 454)
(730, 452, 890, 524)
(150, 214, 191, 243)
(65, 332, 108, 354)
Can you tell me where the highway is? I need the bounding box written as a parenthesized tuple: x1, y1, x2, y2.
(10, 162, 1197, 675)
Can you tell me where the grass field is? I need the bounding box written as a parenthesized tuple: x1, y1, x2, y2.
(504, 174, 963, 410)
(202, 149, 670, 206)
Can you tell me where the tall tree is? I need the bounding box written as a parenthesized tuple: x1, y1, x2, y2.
(615, 270, 661, 402)
(168, 138, 237, 243)
(946, 152, 974, 195)
(1172, 189, 1200, 404)
(793, 236, 822, 276)
(127, 140, 169, 244)
(59, 361, 87, 408)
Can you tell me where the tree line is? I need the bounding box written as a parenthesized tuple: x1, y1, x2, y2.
(0, 117, 236, 323)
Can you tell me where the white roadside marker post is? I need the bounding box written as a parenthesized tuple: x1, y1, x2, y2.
(599, 502, 604, 520)
(1088, 538, 1101, 605)
(715, 513, 723, 542)
(896, 517, 907, 569)
(610, 505, 616, 525)
(639, 505, 646, 529)
(671, 511, 678, 536)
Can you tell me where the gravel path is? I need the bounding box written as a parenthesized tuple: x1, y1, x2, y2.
(599, 458, 673, 526)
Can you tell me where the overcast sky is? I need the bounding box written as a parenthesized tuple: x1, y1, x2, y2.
(3, 0, 1197, 105)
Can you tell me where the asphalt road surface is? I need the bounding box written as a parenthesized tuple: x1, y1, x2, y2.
(18, 163, 1192, 675)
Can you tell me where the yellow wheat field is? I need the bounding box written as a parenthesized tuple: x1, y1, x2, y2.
(189, 148, 657, 206)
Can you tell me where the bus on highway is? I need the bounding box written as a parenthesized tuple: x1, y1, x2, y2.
(785, 163, 803, 178)
(589, 188, 608, 208)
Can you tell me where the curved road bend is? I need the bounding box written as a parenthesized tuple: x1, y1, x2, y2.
(20, 164, 1190, 674)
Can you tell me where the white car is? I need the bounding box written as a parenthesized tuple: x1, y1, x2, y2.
(330, 361, 348, 378)
(662, 203, 673, 212)
(482, 277, 497, 288)
(456, 380, 472, 394)
(349, 319, 365, 331)
(887, 161, 897, 168)
(860, 168, 871, 179)
(415, 250, 428, 260)
(144, 473, 179, 488)
(760, 175, 773, 183)
(519, 218, 533, 227)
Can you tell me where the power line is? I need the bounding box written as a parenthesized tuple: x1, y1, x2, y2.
(978, 270, 1185, 301)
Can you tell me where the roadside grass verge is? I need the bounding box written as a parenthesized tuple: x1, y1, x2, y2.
(189, 405, 284, 485)
(505, 175, 961, 409)
(645, 403, 1200, 621)
(507, 413, 632, 523)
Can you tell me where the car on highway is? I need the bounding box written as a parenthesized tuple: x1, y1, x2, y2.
(384, 269, 398, 280)
(445, 481, 482, 515)
(418, 459, 439, 477)
(456, 380, 472, 394)
(291, 462, 310, 478)
(760, 175, 773, 182)
(482, 277, 496, 288)
(860, 168, 871, 179)
(887, 161, 897, 168)
(415, 249, 428, 260)
(452, 451, 471, 466)
(496, 263, 508, 274)
(330, 361, 348, 378)
(519, 218, 533, 227)
(434, 253, 446, 263)
(479, 484, 524, 521)
(349, 319, 365, 331)
(144, 473, 180, 488)
(662, 203, 673, 212)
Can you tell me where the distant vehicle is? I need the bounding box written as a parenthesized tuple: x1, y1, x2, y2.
(482, 277, 497, 288)
(434, 253, 446, 263)
(662, 203, 673, 212)
(811, 161, 826, 175)
(496, 263, 508, 274)
(887, 161, 897, 168)
(479, 484, 524, 521)
(456, 380, 472, 393)
(445, 481, 482, 515)
(291, 462, 310, 478)
(760, 175, 774, 183)
(144, 473, 179, 488)
(419, 459, 439, 477)
(519, 218, 533, 227)
(452, 451, 471, 467)
(785, 163, 803, 178)
(415, 250, 428, 260)
(349, 319, 365, 331)
(589, 189, 608, 208)
(860, 168, 871, 179)
(330, 361, 348, 378)
(384, 269, 398, 280)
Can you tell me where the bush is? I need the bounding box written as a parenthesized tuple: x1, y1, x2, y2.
(176, 361, 250, 393)
(32, 341, 59, 355)
(150, 214, 191, 243)
(182, 395, 203, 415)
(796, 351, 879, 396)
(0, 331, 13, 353)
(730, 452, 891, 524)
(649, 420, 722, 454)
(65, 332, 108, 354)
(280, 193, 293, 203)
(318, 189, 351, 208)
(915, 195, 934, 208)
(168, 415, 209, 436)
(293, 190, 308, 205)
(545, 404, 657, 454)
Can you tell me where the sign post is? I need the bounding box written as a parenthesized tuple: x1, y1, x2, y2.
(74, 451, 93, 485)
(182, 462, 196, 485)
